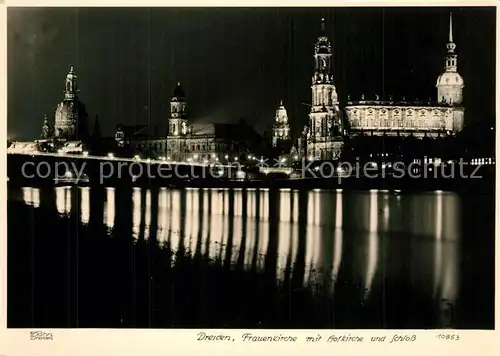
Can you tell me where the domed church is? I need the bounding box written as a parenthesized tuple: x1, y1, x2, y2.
(54, 65, 89, 141)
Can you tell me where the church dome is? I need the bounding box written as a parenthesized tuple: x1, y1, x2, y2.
(436, 71, 464, 87)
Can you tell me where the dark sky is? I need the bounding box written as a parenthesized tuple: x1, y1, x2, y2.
(7, 7, 496, 140)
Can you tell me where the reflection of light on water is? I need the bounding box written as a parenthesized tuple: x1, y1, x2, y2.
(209, 190, 223, 259)
(244, 191, 257, 267)
(202, 189, 210, 256)
(186, 189, 198, 255)
(144, 190, 151, 240)
(383, 194, 390, 230)
(304, 191, 321, 287)
(104, 188, 115, 230)
(433, 191, 443, 298)
(55, 186, 71, 215)
(132, 188, 141, 239)
(364, 191, 379, 300)
(433, 192, 460, 327)
(331, 191, 343, 292)
(80, 187, 90, 224)
(22, 187, 40, 208)
(157, 188, 168, 244)
(256, 191, 269, 271)
(231, 190, 243, 266)
(221, 190, 230, 261)
(277, 190, 292, 280)
(171, 190, 181, 251)
(289, 191, 299, 275)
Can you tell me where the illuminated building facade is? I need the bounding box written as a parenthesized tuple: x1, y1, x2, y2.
(53, 66, 89, 141)
(164, 83, 265, 162)
(344, 13, 464, 138)
(299, 18, 344, 160)
(272, 100, 291, 147)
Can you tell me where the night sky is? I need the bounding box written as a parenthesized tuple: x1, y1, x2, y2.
(7, 7, 496, 140)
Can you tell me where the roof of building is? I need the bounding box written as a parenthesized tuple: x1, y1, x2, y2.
(117, 124, 148, 137)
(172, 82, 185, 99)
(189, 122, 248, 138)
(436, 71, 464, 87)
(345, 99, 453, 108)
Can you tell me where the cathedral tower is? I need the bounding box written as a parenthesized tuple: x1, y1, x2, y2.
(436, 12, 464, 105)
(54, 65, 88, 140)
(168, 82, 188, 136)
(272, 100, 291, 148)
(306, 18, 343, 160)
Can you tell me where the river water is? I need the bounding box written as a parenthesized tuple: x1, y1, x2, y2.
(7, 185, 494, 328)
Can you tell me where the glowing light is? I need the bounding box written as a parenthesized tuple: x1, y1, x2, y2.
(107, 153, 114, 158)
(83, 151, 89, 156)
(294, 155, 299, 160)
(234, 157, 238, 161)
(134, 155, 140, 160)
(193, 154, 198, 159)
(225, 155, 229, 159)
(80, 187, 90, 224)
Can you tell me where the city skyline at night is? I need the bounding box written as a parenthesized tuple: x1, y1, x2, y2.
(7, 7, 496, 140)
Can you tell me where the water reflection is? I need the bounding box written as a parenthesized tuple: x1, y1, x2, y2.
(22, 187, 40, 208)
(18, 186, 462, 326)
(80, 187, 90, 225)
(104, 188, 115, 230)
(55, 186, 71, 215)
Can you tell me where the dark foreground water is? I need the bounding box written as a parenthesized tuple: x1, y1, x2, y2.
(7, 184, 494, 329)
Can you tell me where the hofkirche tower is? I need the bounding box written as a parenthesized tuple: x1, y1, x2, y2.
(305, 18, 344, 160)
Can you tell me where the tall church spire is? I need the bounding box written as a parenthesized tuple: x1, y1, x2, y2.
(436, 12, 464, 105)
(446, 12, 456, 54)
(444, 12, 458, 72)
(448, 12, 453, 43)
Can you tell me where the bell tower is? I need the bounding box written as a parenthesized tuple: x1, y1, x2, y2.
(168, 82, 188, 136)
(306, 17, 343, 160)
(436, 12, 464, 105)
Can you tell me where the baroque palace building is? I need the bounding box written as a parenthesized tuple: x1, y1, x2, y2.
(116, 82, 265, 162)
(344, 13, 464, 138)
